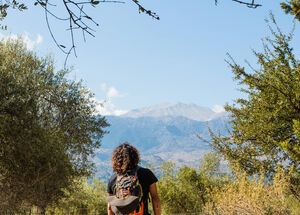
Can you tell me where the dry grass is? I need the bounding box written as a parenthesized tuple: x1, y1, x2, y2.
(205, 168, 300, 215)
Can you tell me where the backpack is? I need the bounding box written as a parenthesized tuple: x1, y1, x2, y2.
(108, 166, 144, 215)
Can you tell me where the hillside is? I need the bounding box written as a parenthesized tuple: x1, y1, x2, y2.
(94, 103, 230, 180)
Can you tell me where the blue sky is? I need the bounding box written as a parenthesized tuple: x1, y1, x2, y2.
(1, 0, 299, 114)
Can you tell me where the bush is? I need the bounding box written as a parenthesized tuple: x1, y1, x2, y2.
(47, 178, 107, 215)
(158, 153, 229, 214)
(205, 167, 300, 215)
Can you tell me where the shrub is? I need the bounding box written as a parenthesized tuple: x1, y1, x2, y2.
(205, 167, 300, 215)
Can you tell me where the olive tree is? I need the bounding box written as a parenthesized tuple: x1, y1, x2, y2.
(0, 40, 108, 212)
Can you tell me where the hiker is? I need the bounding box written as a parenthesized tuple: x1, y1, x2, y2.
(107, 143, 161, 215)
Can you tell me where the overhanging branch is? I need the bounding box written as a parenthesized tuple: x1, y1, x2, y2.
(215, 0, 262, 8)
(33, 0, 159, 67)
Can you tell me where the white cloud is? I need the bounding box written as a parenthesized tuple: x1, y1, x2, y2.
(114, 109, 129, 116)
(0, 33, 43, 50)
(107, 87, 120, 98)
(36, 34, 43, 45)
(212, 105, 225, 113)
(95, 100, 128, 116)
(100, 83, 122, 99)
(95, 83, 127, 116)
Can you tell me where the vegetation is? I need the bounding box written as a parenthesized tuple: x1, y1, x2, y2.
(1, 1, 300, 215)
(205, 167, 300, 215)
(14, 152, 299, 215)
(209, 14, 300, 198)
(158, 153, 230, 215)
(157, 12, 300, 214)
(281, 0, 300, 21)
(0, 39, 108, 213)
(157, 155, 300, 215)
(47, 178, 107, 215)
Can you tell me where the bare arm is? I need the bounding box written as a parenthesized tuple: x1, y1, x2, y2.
(107, 203, 115, 215)
(107, 193, 115, 215)
(149, 183, 161, 215)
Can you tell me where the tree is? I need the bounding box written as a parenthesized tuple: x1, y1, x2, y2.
(158, 153, 229, 214)
(199, 152, 222, 177)
(0, 39, 108, 212)
(158, 162, 206, 214)
(281, 0, 300, 21)
(210, 15, 300, 179)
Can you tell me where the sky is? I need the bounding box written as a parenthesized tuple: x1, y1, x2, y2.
(1, 0, 299, 115)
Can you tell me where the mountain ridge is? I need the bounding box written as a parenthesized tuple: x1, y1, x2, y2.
(95, 103, 230, 180)
(121, 102, 227, 121)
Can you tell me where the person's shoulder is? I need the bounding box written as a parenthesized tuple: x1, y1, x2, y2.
(137, 166, 158, 185)
(137, 166, 153, 173)
(137, 166, 157, 177)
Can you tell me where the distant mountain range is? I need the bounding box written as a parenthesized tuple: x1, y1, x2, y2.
(123, 102, 227, 121)
(94, 103, 230, 180)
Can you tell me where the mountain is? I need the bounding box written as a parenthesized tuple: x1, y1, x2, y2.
(123, 102, 227, 121)
(95, 103, 230, 180)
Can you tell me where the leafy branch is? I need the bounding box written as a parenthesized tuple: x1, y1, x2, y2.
(0, 0, 27, 29)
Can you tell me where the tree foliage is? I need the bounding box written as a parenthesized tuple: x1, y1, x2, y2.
(158, 154, 300, 214)
(0, 1, 27, 20)
(0, 39, 108, 212)
(47, 178, 107, 215)
(211, 15, 300, 180)
(281, 0, 300, 21)
(158, 153, 229, 215)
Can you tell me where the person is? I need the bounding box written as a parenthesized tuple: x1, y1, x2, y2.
(107, 142, 161, 215)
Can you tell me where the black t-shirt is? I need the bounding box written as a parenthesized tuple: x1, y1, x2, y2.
(107, 167, 158, 215)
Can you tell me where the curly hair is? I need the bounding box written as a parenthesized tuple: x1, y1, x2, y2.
(112, 142, 140, 174)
